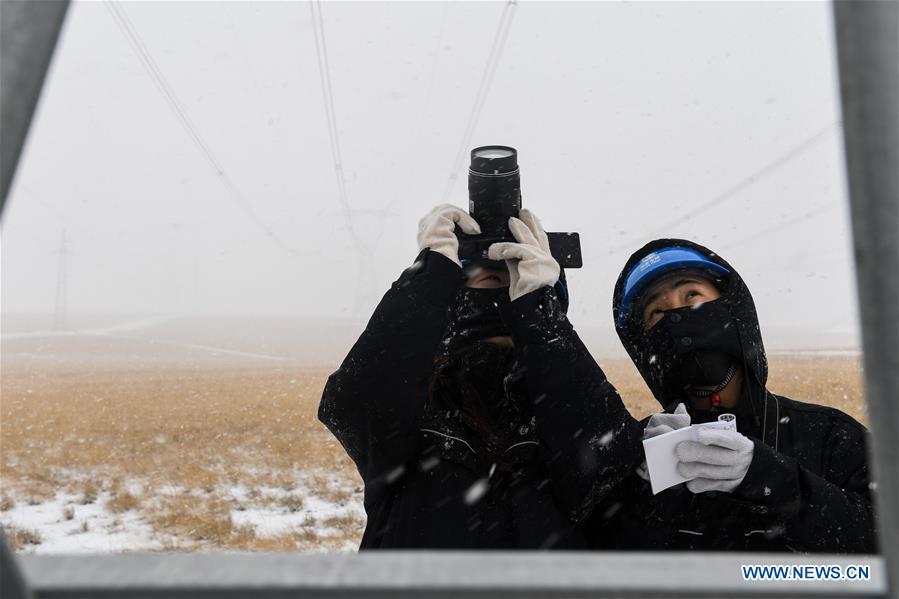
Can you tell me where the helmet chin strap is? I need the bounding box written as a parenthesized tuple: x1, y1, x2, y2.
(683, 363, 737, 408)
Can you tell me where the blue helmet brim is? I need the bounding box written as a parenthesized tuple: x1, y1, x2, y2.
(617, 246, 730, 328)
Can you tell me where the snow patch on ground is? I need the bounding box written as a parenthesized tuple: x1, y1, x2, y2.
(229, 480, 365, 539)
(0, 491, 161, 554)
(1, 470, 365, 554)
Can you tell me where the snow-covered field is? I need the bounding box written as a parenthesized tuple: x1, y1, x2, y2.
(1, 315, 865, 554)
(2, 316, 369, 553)
(1, 470, 365, 554)
(1, 489, 162, 554)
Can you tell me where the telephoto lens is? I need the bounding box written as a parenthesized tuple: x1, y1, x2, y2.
(468, 145, 521, 244)
(456, 145, 582, 268)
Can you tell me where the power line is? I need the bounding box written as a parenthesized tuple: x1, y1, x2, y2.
(605, 121, 842, 256)
(105, 1, 299, 255)
(309, 0, 397, 315)
(441, 0, 518, 203)
(17, 184, 66, 225)
(718, 201, 839, 251)
(764, 245, 849, 272)
(309, 0, 363, 255)
(309, 0, 399, 265)
(107, 2, 221, 172)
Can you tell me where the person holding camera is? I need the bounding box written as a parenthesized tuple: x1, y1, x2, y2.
(318, 203, 643, 549)
(586, 239, 876, 552)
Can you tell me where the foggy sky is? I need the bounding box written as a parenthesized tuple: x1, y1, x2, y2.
(0, 1, 859, 349)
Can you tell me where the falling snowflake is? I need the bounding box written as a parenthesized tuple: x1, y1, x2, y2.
(386, 465, 405, 483)
(419, 456, 440, 472)
(464, 478, 489, 505)
(589, 430, 615, 449)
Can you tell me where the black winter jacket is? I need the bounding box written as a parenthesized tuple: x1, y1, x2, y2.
(588, 239, 877, 553)
(319, 249, 643, 549)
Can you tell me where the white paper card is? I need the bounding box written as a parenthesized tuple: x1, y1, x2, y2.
(642, 416, 737, 495)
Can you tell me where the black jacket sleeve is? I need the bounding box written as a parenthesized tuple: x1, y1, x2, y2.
(732, 415, 877, 553)
(585, 469, 687, 549)
(318, 250, 464, 498)
(501, 286, 644, 523)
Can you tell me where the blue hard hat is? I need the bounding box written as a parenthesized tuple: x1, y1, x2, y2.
(617, 246, 730, 328)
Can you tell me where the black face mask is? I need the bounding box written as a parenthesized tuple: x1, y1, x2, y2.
(679, 349, 739, 423)
(438, 286, 511, 356)
(629, 299, 769, 431)
(432, 341, 516, 408)
(634, 299, 743, 410)
(429, 340, 529, 454)
(679, 349, 737, 397)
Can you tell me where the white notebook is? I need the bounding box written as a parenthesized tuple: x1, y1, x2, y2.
(642, 415, 737, 495)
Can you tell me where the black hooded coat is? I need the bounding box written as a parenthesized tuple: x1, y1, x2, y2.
(318, 249, 643, 549)
(586, 239, 877, 553)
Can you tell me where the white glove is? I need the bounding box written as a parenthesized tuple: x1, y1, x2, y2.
(417, 204, 482, 266)
(486, 209, 560, 301)
(636, 403, 690, 481)
(644, 402, 691, 439)
(676, 427, 755, 494)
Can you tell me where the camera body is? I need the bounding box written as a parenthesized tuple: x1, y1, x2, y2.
(456, 146, 582, 269)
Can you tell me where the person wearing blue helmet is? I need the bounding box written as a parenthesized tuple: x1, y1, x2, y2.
(586, 239, 876, 552)
(319, 204, 642, 549)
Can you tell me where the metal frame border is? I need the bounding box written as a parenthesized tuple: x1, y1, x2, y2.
(1, 0, 896, 597)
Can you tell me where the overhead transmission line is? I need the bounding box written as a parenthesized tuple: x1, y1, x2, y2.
(605, 121, 843, 256)
(441, 0, 518, 204)
(104, 1, 299, 255)
(309, 0, 403, 315)
(308, 0, 367, 256)
(718, 201, 840, 251)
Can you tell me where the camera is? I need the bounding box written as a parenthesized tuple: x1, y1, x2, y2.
(457, 145, 582, 269)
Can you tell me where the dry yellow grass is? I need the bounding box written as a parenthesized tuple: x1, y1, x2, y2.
(5, 525, 42, 550)
(1, 359, 361, 551)
(0, 347, 867, 552)
(106, 489, 141, 514)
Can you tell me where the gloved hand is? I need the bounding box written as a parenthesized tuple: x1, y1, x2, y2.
(636, 403, 690, 482)
(644, 402, 691, 439)
(486, 209, 560, 301)
(676, 427, 754, 493)
(417, 204, 482, 266)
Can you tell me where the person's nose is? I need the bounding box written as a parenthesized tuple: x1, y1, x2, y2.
(657, 292, 677, 312)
